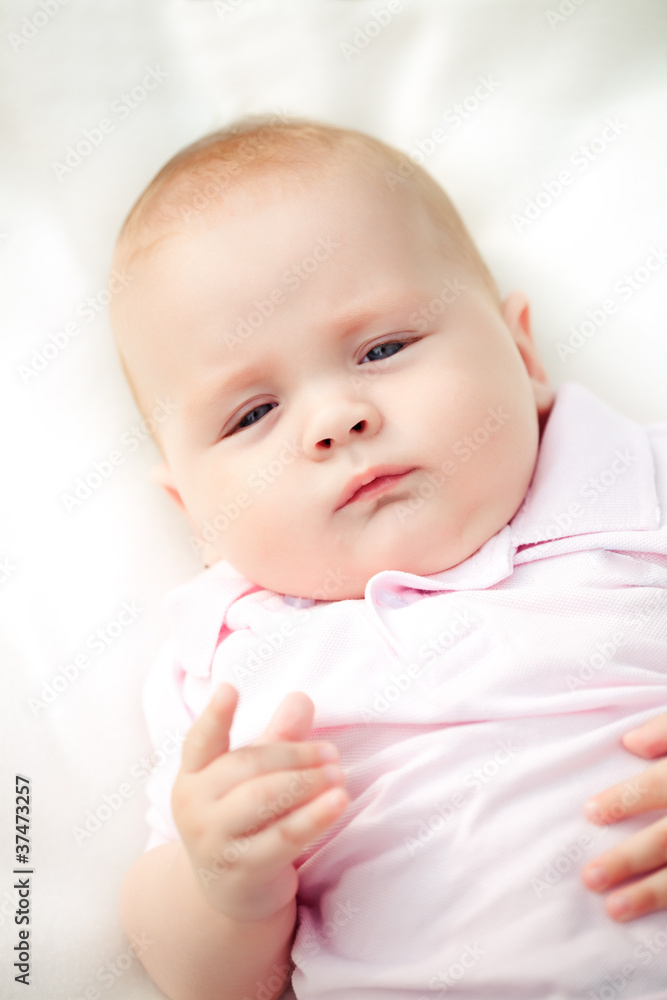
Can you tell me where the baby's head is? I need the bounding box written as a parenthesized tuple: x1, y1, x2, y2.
(110, 116, 553, 600)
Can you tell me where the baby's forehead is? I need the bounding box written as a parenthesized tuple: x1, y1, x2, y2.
(119, 153, 406, 267)
(135, 171, 453, 319)
(120, 141, 323, 239)
(116, 196, 437, 404)
(116, 175, 476, 370)
(111, 128, 498, 418)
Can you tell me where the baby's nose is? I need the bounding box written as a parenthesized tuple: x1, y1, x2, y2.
(318, 418, 365, 450)
(302, 399, 381, 459)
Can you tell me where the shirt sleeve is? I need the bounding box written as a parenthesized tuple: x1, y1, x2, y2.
(141, 638, 195, 852)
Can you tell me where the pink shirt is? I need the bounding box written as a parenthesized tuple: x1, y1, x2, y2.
(143, 382, 667, 998)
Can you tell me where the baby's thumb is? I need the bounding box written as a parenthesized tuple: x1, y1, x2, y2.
(254, 691, 315, 745)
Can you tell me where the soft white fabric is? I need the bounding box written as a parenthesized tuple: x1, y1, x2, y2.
(143, 382, 667, 998)
(2, 2, 666, 998)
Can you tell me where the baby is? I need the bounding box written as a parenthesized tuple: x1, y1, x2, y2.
(109, 117, 667, 1000)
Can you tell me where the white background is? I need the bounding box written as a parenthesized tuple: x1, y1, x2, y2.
(1, 1, 666, 997)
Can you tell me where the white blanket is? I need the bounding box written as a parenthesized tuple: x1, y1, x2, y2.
(1, 1, 665, 997)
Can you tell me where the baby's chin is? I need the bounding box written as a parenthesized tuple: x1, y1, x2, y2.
(209, 501, 511, 599)
(237, 546, 479, 602)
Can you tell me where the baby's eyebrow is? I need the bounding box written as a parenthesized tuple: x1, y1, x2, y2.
(329, 293, 427, 337)
(183, 361, 265, 423)
(181, 292, 428, 423)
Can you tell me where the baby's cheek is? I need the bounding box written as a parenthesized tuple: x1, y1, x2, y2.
(450, 413, 531, 525)
(498, 413, 540, 506)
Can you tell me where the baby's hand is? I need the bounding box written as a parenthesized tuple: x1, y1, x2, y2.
(582, 713, 667, 921)
(172, 683, 349, 923)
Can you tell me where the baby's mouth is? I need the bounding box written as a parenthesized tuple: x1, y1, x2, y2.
(336, 466, 417, 510)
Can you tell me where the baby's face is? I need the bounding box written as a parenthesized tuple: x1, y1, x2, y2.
(121, 166, 553, 599)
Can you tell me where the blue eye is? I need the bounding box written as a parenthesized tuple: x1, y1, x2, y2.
(235, 402, 276, 431)
(362, 341, 405, 363)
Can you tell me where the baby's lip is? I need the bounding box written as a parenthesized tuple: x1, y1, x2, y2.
(335, 466, 418, 510)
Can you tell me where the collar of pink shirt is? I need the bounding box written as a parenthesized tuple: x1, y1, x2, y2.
(165, 381, 661, 680)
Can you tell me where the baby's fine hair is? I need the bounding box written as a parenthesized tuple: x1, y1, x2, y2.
(111, 114, 500, 430)
(112, 113, 498, 300)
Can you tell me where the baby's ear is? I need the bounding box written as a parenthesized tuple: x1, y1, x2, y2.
(150, 462, 214, 566)
(149, 462, 187, 513)
(501, 291, 554, 417)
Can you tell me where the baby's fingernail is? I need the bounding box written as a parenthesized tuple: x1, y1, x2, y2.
(584, 800, 602, 822)
(586, 864, 608, 890)
(608, 894, 631, 918)
(213, 684, 231, 707)
(584, 800, 603, 823)
(322, 788, 347, 809)
(318, 744, 339, 762)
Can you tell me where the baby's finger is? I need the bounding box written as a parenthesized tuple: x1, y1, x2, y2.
(216, 763, 346, 839)
(202, 739, 340, 800)
(605, 869, 667, 922)
(243, 785, 350, 871)
(582, 815, 667, 921)
(622, 713, 667, 759)
(254, 691, 315, 745)
(180, 684, 238, 774)
(584, 763, 667, 824)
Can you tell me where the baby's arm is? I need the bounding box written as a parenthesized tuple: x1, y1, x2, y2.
(120, 840, 297, 1000)
(119, 684, 349, 1000)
